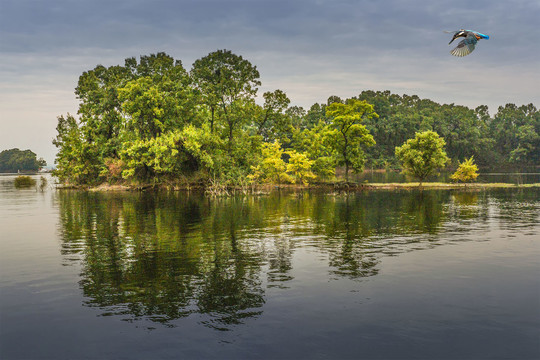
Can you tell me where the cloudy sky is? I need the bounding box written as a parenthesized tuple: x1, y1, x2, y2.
(1, 0, 539, 165)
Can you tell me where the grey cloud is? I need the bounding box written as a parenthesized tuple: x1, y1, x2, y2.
(1, 0, 539, 165)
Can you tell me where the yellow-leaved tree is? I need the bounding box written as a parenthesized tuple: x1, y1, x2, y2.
(451, 156, 479, 184)
(286, 150, 316, 185)
(249, 141, 291, 184)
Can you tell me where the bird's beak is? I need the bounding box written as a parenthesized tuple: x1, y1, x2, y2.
(449, 35, 457, 45)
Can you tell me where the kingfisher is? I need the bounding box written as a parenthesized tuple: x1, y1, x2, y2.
(446, 29, 489, 57)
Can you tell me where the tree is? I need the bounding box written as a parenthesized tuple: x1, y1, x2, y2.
(326, 99, 377, 181)
(191, 49, 261, 149)
(60, 53, 200, 184)
(304, 103, 329, 129)
(490, 103, 539, 165)
(249, 141, 290, 184)
(118, 54, 197, 140)
(354, 90, 501, 168)
(356, 90, 421, 166)
(255, 89, 291, 142)
(432, 104, 484, 162)
(286, 106, 306, 131)
(509, 124, 539, 163)
(120, 125, 217, 181)
(75, 62, 132, 159)
(293, 121, 336, 180)
(395, 130, 450, 186)
(118, 76, 196, 139)
(286, 150, 316, 185)
(52, 114, 101, 184)
(451, 156, 479, 184)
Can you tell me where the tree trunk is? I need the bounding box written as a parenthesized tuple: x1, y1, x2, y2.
(210, 107, 215, 133)
(228, 122, 233, 153)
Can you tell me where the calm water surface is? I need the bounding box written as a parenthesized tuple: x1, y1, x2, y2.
(1, 174, 539, 359)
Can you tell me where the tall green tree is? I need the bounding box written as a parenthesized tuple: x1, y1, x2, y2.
(118, 74, 196, 139)
(490, 103, 539, 165)
(356, 90, 498, 167)
(119, 53, 197, 140)
(286, 106, 307, 131)
(510, 124, 540, 163)
(75, 63, 130, 158)
(431, 104, 486, 163)
(52, 114, 101, 184)
(293, 121, 337, 180)
(191, 49, 261, 149)
(395, 130, 450, 186)
(304, 103, 329, 129)
(255, 89, 291, 142)
(326, 99, 377, 181)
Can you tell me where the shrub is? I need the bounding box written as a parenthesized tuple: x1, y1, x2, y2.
(14, 175, 36, 188)
(451, 156, 479, 183)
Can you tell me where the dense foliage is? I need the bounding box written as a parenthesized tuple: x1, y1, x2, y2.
(356, 91, 540, 168)
(0, 148, 46, 173)
(53, 51, 539, 186)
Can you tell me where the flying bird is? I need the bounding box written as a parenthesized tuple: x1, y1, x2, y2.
(446, 29, 489, 57)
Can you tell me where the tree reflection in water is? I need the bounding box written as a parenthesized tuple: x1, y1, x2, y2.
(57, 189, 537, 329)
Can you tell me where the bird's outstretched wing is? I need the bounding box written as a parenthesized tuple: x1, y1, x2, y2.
(450, 33, 478, 57)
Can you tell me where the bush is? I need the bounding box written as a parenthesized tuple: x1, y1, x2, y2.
(451, 156, 479, 183)
(14, 175, 36, 188)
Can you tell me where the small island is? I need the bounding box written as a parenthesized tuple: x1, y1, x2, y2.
(0, 148, 46, 174)
(52, 51, 539, 192)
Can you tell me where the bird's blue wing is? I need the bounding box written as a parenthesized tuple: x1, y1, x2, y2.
(450, 34, 478, 57)
(468, 30, 489, 39)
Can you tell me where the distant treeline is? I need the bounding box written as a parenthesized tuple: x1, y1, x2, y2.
(53, 51, 539, 186)
(0, 148, 46, 173)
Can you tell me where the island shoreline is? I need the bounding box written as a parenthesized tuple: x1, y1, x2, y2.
(55, 181, 540, 193)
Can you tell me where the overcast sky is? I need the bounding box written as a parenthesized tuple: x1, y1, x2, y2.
(1, 0, 539, 166)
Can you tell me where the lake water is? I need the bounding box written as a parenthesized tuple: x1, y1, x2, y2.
(1, 174, 539, 359)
